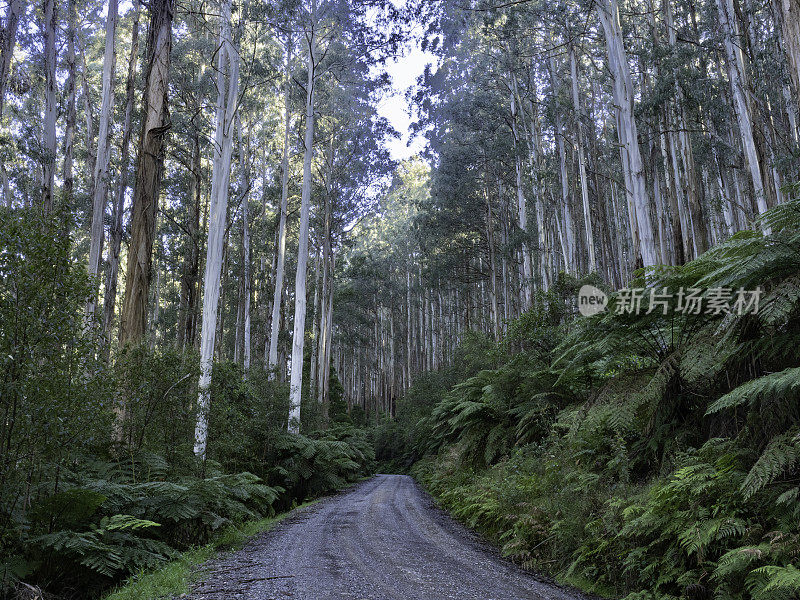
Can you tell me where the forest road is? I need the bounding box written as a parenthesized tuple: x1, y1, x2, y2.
(185, 474, 588, 600)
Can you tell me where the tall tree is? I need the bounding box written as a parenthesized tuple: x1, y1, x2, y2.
(40, 0, 57, 213)
(194, 0, 240, 459)
(86, 0, 119, 319)
(597, 0, 658, 268)
(118, 0, 174, 347)
(103, 0, 141, 347)
(267, 31, 293, 377)
(287, 0, 318, 433)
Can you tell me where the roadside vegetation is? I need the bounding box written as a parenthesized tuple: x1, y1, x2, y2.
(374, 196, 800, 600)
(0, 209, 375, 598)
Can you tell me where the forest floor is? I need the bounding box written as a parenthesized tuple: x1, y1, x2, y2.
(182, 474, 589, 600)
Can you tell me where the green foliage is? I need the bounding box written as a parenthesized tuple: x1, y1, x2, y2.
(403, 199, 800, 600)
(0, 210, 376, 598)
(266, 425, 374, 506)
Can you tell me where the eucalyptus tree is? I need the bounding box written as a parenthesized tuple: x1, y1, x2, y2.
(285, 0, 401, 432)
(0, 0, 23, 121)
(118, 0, 175, 347)
(103, 0, 141, 346)
(40, 0, 57, 213)
(194, 0, 241, 459)
(267, 27, 295, 377)
(86, 0, 119, 320)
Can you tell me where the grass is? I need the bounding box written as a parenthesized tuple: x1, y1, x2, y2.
(103, 500, 318, 600)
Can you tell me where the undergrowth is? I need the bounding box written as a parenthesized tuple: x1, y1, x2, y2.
(399, 196, 800, 599)
(103, 500, 316, 600)
(0, 208, 375, 598)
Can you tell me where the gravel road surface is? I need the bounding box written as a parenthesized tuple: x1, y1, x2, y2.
(186, 474, 588, 600)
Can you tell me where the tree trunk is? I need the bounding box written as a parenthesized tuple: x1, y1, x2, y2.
(268, 33, 292, 377)
(103, 0, 140, 351)
(485, 179, 501, 342)
(321, 255, 334, 417)
(774, 0, 800, 108)
(0, 0, 22, 121)
(317, 167, 332, 408)
(569, 42, 596, 272)
(549, 58, 577, 274)
(40, 0, 57, 214)
(80, 45, 96, 187)
(118, 0, 174, 347)
(716, 0, 769, 219)
(194, 0, 239, 459)
(508, 74, 532, 309)
(177, 133, 202, 350)
(62, 0, 76, 223)
(598, 0, 658, 267)
(519, 72, 550, 291)
(405, 265, 412, 387)
(287, 4, 316, 433)
(86, 0, 118, 320)
(240, 123, 252, 375)
(309, 249, 322, 399)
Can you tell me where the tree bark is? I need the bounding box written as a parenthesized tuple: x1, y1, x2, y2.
(598, 0, 658, 267)
(40, 0, 57, 214)
(62, 0, 76, 223)
(118, 0, 174, 347)
(774, 0, 800, 109)
(716, 0, 769, 219)
(103, 0, 140, 351)
(508, 74, 532, 308)
(194, 0, 239, 459)
(240, 123, 252, 375)
(0, 0, 22, 121)
(287, 3, 317, 433)
(569, 42, 596, 272)
(268, 33, 293, 377)
(86, 0, 119, 319)
(549, 58, 577, 274)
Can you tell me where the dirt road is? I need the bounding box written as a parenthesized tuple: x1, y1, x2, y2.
(187, 474, 587, 600)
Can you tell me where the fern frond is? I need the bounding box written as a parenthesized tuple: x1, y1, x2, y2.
(740, 428, 800, 500)
(706, 367, 800, 415)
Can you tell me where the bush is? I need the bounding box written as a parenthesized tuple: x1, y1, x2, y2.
(406, 199, 800, 600)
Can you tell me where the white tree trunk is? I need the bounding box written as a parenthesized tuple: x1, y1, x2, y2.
(569, 44, 596, 272)
(509, 75, 532, 309)
(598, 0, 658, 267)
(405, 265, 412, 388)
(522, 86, 550, 291)
(86, 0, 118, 318)
(716, 0, 769, 219)
(103, 0, 140, 347)
(549, 58, 577, 274)
(321, 258, 334, 407)
(194, 0, 239, 459)
(239, 121, 252, 375)
(268, 34, 292, 378)
(287, 8, 316, 433)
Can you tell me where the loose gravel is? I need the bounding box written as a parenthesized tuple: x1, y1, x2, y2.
(185, 474, 590, 600)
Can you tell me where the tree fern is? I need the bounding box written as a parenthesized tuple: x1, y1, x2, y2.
(740, 428, 800, 500)
(706, 367, 800, 415)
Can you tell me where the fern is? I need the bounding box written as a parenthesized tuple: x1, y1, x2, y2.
(740, 428, 800, 500)
(748, 565, 800, 600)
(706, 367, 800, 414)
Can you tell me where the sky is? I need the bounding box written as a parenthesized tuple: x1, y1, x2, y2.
(374, 23, 436, 161)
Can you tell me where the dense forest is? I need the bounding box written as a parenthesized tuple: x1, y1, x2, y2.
(0, 0, 799, 597)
